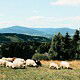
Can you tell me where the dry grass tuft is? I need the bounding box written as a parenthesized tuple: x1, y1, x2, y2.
(0, 74, 6, 79)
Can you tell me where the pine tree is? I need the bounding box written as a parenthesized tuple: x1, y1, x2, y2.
(73, 30, 80, 59)
(48, 32, 64, 60)
(63, 32, 73, 60)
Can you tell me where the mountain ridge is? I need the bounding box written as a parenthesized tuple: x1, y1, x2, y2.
(0, 26, 76, 37)
(0, 26, 51, 38)
(33, 27, 76, 35)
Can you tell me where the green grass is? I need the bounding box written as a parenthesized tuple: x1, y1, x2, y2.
(0, 65, 80, 80)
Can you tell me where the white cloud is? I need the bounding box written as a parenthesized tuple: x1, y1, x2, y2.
(27, 16, 45, 21)
(0, 21, 30, 29)
(0, 16, 80, 29)
(26, 16, 80, 29)
(50, 0, 80, 6)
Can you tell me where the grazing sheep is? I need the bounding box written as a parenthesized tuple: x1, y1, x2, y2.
(12, 62, 25, 69)
(49, 62, 59, 69)
(14, 58, 25, 63)
(60, 61, 73, 69)
(25, 59, 38, 67)
(33, 59, 42, 67)
(0, 59, 7, 66)
(2, 57, 15, 62)
(6, 61, 13, 68)
(12, 58, 25, 69)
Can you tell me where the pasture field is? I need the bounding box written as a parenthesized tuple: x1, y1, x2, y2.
(0, 60, 80, 80)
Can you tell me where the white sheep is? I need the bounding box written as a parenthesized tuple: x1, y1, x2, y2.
(6, 61, 13, 68)
(12, 61, 25, 69)
(0, 59, 7, 66)
(14, 58, 25, 63)
(25, 59, 37, 67)
(2, 57, 15, 62)
(49, 62, 59, 69)
(12, 59, 25, 69)
(60, 61, 72, 69)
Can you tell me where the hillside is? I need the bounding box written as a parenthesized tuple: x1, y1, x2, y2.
(0, 33, 51, 43)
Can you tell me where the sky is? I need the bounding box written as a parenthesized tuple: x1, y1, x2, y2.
(0, 0, 80, 29)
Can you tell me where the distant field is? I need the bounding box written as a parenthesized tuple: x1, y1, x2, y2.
(0, 60, 80, 80)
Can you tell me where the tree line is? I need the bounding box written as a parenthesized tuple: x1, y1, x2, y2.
(0, 29, 80, 60)
(49, 29, 80, 60)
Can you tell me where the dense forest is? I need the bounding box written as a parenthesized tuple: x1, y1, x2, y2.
(49, 30, 80, 60)
(0, 29, 80, 60)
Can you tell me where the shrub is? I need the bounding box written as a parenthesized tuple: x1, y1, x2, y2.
(32, 53, 49, 60)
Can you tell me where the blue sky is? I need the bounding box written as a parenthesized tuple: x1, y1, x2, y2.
(0, 0, 80, 29)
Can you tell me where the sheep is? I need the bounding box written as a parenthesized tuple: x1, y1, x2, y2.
(49, 62, 60, 69)
(0, 59, 7, 67)
(14, 58, 25, 63)
(6, 61, 13, 68)
(2, 57, 15, 62)
(60, 61, 73, 69)
(12, 58, 26, 69)
(33, 59, 42, 67)
(25, 59, 38, 67)
(12, 61, 25, 69)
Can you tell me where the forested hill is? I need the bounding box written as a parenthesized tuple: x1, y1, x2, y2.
(0, 33, 51, 43)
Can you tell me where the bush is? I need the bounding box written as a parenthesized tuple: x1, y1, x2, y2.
(32, 53, 49, 60)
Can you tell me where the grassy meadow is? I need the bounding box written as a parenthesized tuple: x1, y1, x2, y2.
(0, 60, 80, 80)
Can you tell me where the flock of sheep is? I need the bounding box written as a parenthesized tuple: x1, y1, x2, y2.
(0, 57, 73, 70)
(0, 57, 41, 69)
(49, 61, 73, 70)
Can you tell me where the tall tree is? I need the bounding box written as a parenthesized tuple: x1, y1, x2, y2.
(63, 32, 73, 60)
(48, 32, 64, 60)
(73, 30, 80, 59)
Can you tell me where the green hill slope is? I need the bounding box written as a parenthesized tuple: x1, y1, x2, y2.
(0, 33, 51, 43)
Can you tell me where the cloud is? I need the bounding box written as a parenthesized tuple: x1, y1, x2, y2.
(50, 0, 80, 6)
(26, 16, 80, 29)
(0, 21, 30, 29)
(27, 16, 80, 22)
(0, 16, 80, 29)
(27, 16, 45, 21)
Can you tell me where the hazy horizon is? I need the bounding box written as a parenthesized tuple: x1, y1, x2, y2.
(0, 25, 76, 29)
